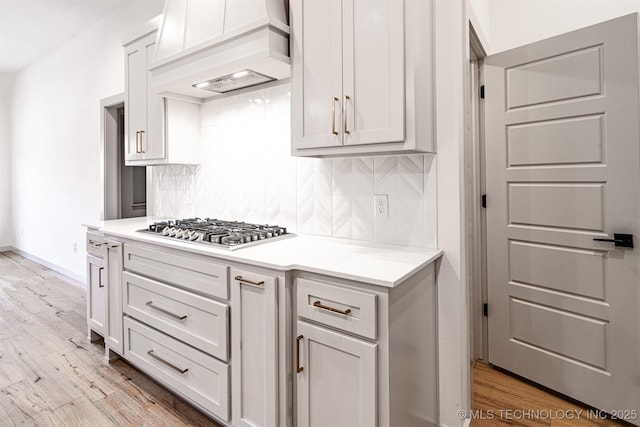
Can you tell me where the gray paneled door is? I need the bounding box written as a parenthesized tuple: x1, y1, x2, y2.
(485, 13, 640, 423)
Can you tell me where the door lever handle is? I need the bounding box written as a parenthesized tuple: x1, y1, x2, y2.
(593, 233, 634, 248)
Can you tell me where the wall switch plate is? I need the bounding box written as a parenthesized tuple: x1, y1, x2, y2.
(73, 243, 77, 253)
(375, 194, 389, 218)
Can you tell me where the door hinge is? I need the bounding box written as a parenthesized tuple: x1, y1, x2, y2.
(480, 85, 485, 99)
(481, 194, 487, 208)
(483, 303, 488, 317)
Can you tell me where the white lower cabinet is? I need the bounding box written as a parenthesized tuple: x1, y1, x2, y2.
(296, 320, 377, 427)
(231, 268, 279, 427)
(104, 240, 123, 356)
(86, 232, 437, 427)
(86, 254, 105, 337)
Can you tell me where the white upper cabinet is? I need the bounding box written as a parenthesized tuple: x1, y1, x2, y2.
(125, 33, 165, 162)
(124, 29, 201, 166)
(291, 0, 434, 157)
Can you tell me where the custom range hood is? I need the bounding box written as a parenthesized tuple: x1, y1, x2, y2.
(150, 0, 290, 99)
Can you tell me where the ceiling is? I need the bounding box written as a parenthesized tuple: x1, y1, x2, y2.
(0, 0, 129, 73)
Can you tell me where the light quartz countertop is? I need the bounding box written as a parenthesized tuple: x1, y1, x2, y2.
(84, 217, 442, 288)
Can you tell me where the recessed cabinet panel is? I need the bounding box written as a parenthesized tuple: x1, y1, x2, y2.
(343, 0, 404, 145)
(105, 240, 124, 355)
(296, 320, 377, 427)
(126, 44, 147, 161)
(124, 317, 230, 421)
(87, 255, 105, 335)
(296, 0, 343, 149)
(231, 268, 278, 427)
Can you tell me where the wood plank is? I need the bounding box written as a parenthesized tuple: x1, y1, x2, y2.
(54, 396, 115, 427)
(472, 361, 627, 426)
(93, 391, 171, 427)
(0, 379, 51, 425)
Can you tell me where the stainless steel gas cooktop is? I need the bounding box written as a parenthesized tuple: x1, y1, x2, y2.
(138, 218, 293, 250)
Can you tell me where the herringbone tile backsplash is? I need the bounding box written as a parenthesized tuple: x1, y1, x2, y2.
(150, 84, 437, 248)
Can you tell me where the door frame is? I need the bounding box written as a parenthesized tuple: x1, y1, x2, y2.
(466, 22, 488, 363)
(100, 93, 125, 221)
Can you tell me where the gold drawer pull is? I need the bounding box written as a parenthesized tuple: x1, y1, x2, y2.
(139, 130, 145, 153)
(145, 301, 187, 320)
(147, 350, 188, 374)
(313, 300, 351, 316)
(343, 95, 350, 134)
(296, 335, 304, 373)
(235, 275, 264, 287)
(331, 97, 339, 135)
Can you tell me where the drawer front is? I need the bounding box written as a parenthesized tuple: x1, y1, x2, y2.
(86, 232, 105, 257)
(123, 317, 230, 422)
(297, 278, 378, 340)
(123, 271, 229, 361)
(124, 244, 229, 300)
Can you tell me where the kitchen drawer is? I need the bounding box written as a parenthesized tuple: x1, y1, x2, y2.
(297, 278, 378, 340)
(86, 232, 105, 258)
(124, 243, 229, 300)
(123, 317, 230, 422)
(122, 271, 229, 361)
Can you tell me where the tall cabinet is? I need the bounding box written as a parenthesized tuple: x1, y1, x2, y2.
(125, 32, 164, 162)
(291, 0, 434, 157)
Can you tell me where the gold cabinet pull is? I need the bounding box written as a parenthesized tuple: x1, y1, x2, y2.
(88, 240, 103, 248)
(296, 335, 304, 373)
(234, 275, 264, 287)
(313, 300, 351, 316)
(147, 350, 188, 374)
(331, 97, 339, 135)
(139, 130, 145, 153)
(98, 267, 104, 288)
(145, 301, 187, 320)
(343, 95, 350, 134)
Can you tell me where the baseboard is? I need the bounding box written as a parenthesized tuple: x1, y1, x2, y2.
(9, 247, 86, 284)
(0, 246, 12, 252)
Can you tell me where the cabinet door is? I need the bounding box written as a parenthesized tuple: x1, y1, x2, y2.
(144, 37, 165, 160)
(125, 41, 145, 162)
(292, 0, 343, 149)
(125, 33, 165, 162)
(296, 321, 377, 427)
(342, 0, 404, 146)
(104, 240, 124, 355)
(231, 269, 278, 427)
(86, 255, 105, 335)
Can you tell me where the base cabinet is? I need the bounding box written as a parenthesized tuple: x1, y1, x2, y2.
(104, 240, 124, 356)
(231, 268, 279, 427)
(296, 320, 377, 427)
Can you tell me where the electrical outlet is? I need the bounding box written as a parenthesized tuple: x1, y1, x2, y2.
(374, 194, 389, 218)
(20, 227, 24, 236)
(73, 243, 77, 253)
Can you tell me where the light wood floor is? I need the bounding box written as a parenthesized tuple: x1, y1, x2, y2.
(473, 361, 630, 426)
(0, 251, 220, 427)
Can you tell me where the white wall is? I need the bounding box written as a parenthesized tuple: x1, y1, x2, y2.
(488, 0, 640, 53)
(150, 84, 438, 249)
(0, 73, 14, 248)
(10, 1, 163, 278)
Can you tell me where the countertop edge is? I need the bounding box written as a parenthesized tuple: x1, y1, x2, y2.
(85, 221, 443, 288)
